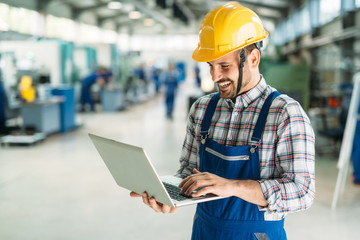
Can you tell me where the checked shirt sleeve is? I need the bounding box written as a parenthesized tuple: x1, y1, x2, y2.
(176, 102, 201, 179)
(259, 101, 316, 214)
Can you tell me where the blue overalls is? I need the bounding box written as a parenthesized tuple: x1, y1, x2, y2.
(352, 104, 360, 184)
(191, 91, 287, 240)
(164, 71, 179, 118)
(0, 81, 6, 130)
(80, 73, 98, 112)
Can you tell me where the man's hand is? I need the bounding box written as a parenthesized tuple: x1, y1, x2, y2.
(179, 169, 237, 198)
(179, 169, 268, 207)
(130, 191, 177, 214)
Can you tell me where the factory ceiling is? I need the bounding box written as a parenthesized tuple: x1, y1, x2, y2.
(35, 0, 301, 35)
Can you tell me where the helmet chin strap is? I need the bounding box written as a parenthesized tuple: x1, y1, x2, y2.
(237, 49, 246, 96)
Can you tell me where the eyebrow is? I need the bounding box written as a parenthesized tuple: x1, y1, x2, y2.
(207, 61, 231, 66)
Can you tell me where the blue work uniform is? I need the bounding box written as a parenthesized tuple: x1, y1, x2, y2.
(0, 81, 6, 130)
(195, 65, 201, 88)
(151, 67, 161, 94)
(135, 67, 145, 82)
(352, 104, 360, 184)
(80, 72, 98, 111)
(192, 91, 287, 240)
(163, 71, 179, 118)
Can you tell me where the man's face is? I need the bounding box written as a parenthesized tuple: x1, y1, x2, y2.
(208, 51, 243, 99)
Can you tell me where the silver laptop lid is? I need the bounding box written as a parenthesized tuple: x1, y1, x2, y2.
(88, 133, 174, 207)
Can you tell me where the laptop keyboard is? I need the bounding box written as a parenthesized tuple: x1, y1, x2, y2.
(162, 182, 190, 201)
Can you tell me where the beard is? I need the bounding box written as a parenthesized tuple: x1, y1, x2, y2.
(216, 78, 238, 99)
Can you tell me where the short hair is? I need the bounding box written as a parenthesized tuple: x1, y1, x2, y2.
(243, 43, 258, 57)
(234, 43, 258, 59)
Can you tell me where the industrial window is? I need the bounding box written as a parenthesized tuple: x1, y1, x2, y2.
(342, 0, 357, 11)
(46, 15, 76, 41)
(285, 16, 295, 41)
(299, 6, 311, 35)
(309, 0, 320, 29)
(0, 4, 41, 36)
(270, 22, 285, 45)
(319, 0, 341, 24)
(292, 12, 301, 38)
(0, 3, 10, 31)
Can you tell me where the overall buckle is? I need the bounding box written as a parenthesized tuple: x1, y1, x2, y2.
(200, 130, 208, 144)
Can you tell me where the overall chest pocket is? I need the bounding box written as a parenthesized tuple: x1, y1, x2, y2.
(204, 147, 251, 179)
(205, 147, 250, 161)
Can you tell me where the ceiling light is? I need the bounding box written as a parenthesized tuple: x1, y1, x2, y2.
(129, 11, 142, 19)
(122, 3, 134, 12)
(143, 18, 155, 27)
(107, 2, 122, 10)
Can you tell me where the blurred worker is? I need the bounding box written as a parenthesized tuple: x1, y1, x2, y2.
(134, 63, 148, 94)
(134, 63, 146, 83)
(353, 104, 360, 185)
(0, 81, 6, 133)
(162, 63, 179, 119)
(100, 67, 113, 83)
(151, 65, 161, 94)
(177, 62, 186, 82)
(194, 64, 201, 88)
(80, 67, 112, 112)
(131, 2, 315, 239)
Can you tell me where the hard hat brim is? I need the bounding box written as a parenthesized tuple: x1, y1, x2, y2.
(192, 33, 268, 62)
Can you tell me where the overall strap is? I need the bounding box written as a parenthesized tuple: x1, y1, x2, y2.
(251, 91, 281, 143)
(200, 93, 220, 141)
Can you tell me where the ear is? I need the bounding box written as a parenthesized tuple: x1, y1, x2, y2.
(248, 48, 260, 69)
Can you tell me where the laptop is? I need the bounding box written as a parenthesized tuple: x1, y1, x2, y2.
(88, 133, 224, 207)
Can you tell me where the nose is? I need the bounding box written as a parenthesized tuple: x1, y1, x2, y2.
(211, 66, 222, 82)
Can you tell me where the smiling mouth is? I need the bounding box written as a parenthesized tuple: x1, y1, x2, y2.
(218, 81, 231, 89)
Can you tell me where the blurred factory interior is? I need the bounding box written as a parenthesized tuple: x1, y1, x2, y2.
(0, 0, 360, 239)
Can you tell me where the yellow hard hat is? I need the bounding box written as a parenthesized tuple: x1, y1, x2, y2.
(192, 1, 268, 62)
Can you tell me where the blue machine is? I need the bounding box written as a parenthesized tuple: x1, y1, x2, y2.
(52, 86, 76, 133)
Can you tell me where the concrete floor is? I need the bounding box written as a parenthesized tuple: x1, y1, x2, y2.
(1, 86, 359, 239)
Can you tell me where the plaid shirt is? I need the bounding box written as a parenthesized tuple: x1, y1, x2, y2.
(177, 77, 315, 221)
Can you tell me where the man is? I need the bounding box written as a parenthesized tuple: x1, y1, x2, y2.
(80, 67, 112, 112)
(131, 2, 315, 239)
(162, 63, 179, 119)
(352, 104, 360, 185)
(0, 81, 7, 133)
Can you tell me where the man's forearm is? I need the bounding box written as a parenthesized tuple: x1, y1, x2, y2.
(233, 179, 268, 207)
